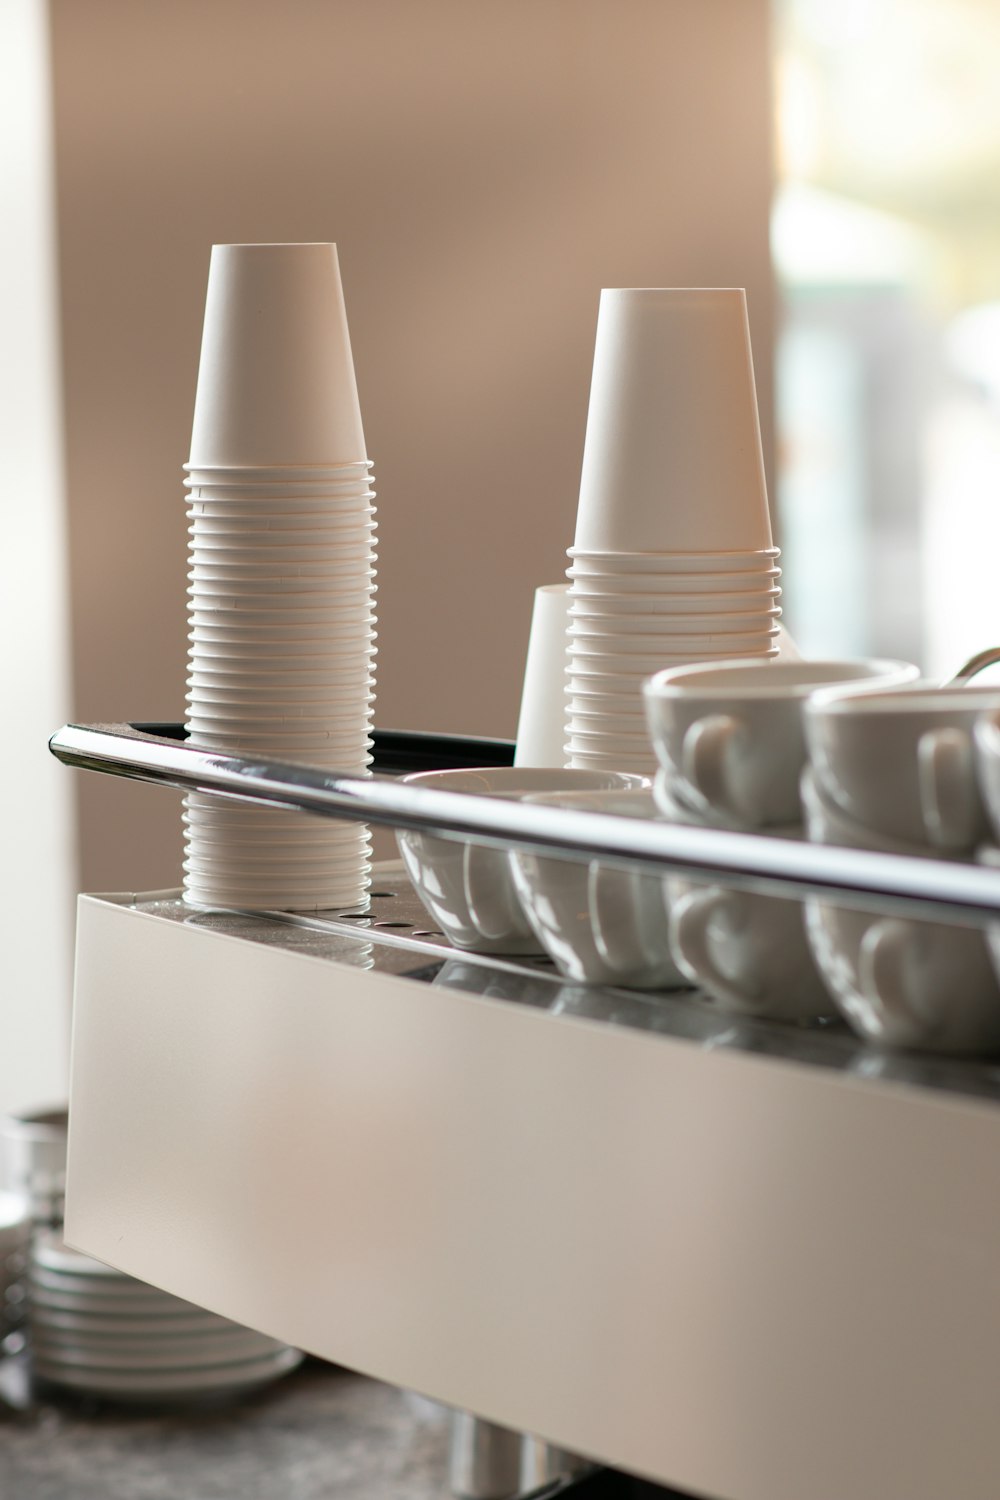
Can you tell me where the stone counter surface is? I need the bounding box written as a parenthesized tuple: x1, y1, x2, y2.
(0, 1358, 451, 1500)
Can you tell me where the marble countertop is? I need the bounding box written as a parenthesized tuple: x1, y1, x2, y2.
(0, 1357, 451, 1500)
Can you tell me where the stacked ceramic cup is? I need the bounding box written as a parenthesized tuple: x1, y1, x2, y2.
(183, 243, 376, 911)
(565, 288, 782, 777)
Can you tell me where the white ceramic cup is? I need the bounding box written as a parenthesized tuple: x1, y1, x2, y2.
(805, 684, 1000, 852)
(509, 788, 687, 989)
(573, 288, 773, 554)
(800, 783, 1000, 1054)
(644, 658, 920, 830)
(665, 833, 838, 1023)
(188, 242, 367, 467)
(395, 768, 646, 954)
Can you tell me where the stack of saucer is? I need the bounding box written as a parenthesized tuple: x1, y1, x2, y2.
(183, 244, 376, 911)
(0, 1192, 30, 1343)
(27, 1232, 302, 1404)
(565, 289, 782, 776)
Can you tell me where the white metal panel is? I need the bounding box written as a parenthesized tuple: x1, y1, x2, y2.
(68, 893, 1000, 1500)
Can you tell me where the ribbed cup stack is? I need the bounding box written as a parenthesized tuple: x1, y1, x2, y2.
(183, 243, 376, 911)
(565, 288, 782, 776)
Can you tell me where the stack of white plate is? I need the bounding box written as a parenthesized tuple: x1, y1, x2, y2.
(0, 1191, 30, 1343)
(28, 1232, 302, 1404)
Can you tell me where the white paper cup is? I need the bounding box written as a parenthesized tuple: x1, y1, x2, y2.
(188, 243, 367, 468)
(566, 565, 781, 594)
(189, 604, 375, 628)
(514, 584, 572, 768)
(189, 620, 376, 642)
(570, 652, 779, 679)
(187, 657, 375, 679)
(568, 606, 782, 634)
(184, 459, 372, 484)
(188, 572, 376, 597)
(568, 707, 648, 735)
(189, 543, 375, 565)
(188, 515, 376, 537)
(568, 628, 779, 656)
(188, 555, 376, 576)
(568, 546, 780, 575)
(574, 288, 772, 553)
(567, 588, 780, 616)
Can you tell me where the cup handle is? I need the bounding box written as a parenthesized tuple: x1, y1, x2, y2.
(670, 887, 753, 1009)
(857, 918, 924, 1037)
(680, 714, 745, 822)
(917, 726, 979, 849)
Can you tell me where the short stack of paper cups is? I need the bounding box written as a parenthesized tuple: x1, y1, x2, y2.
(183, 243, 376, 911)
(565, 288, 782, 777)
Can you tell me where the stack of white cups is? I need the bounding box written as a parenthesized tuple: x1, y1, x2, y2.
(566, 288, 781, 776)
(183, 243, 376, 911)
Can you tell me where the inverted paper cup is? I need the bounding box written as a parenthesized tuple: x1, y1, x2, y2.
(568, 708, 649, 735)
(188, 641, 377, 663)
(186, 681, 374, 702)
(189, 543, 375, 565)
(187, 655, 376, 677)
(568, 606, 782, 635)
(566, 565, 781, 594)
(182, 885, 372, 912)
(188, 243, 367, 468)
(566, 588, 780, 616)
(189, 520, 377, 543)
(184, 459, 373, 484)
(568, 627, 779, 655)
(568, 547, 780, 575)
(189, 604, 376, 628)
(184, 854, 372, 879)
(188, 570, 376, 595)
(573, 288, 772, 554)
(188, 554, 376, 575)
(570, 649, 779, 677)
(186, 691, 375, 714)
(188, 597, 374, 621)
(188, 515, 376, 537)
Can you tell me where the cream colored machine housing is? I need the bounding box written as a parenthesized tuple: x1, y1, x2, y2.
(67, 885, 1000, 1500)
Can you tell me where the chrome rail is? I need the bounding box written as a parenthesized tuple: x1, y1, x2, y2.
(48, 721, 1000, 927)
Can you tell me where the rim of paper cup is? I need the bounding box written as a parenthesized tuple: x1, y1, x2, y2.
(566, 589, 782, 612)
(187, 575, 377, 595)
(189, 520, 377, 539)
(187, 646, 378, 663)
(188, 563, 377, 580)
(183, 821, 372, 844)
(567, 631, 780, 653)
(188, 517, 377, 536)
(569, 651, 780, 675)
(568, 605, 783, 628)
(188, 518, 377, 536)
(189, 607, 376, 626)
(183, 855, 373, 875)
(182, 876, 373, 900)
(189, 547, 376, 564)
(565, 567, 783, 591)
(187, 659, 376, 677)
(187, 677, 376, 692)
(188, 553, 377, 570)
(184, 825, 372, 846)
(567, 548, 781, 574)
(183, 459, 373, 475)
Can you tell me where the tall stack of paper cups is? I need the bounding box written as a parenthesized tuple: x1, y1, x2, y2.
(565, 288, 781, 776)
(183, 244, 375, 911)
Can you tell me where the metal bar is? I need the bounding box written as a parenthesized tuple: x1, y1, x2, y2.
(48, 720, 1000, 926)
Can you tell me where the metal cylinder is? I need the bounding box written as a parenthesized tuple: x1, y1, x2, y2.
(449, 1412, 524, 1500)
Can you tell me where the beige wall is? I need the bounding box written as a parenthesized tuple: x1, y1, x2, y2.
(50, 0, 775, 893)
